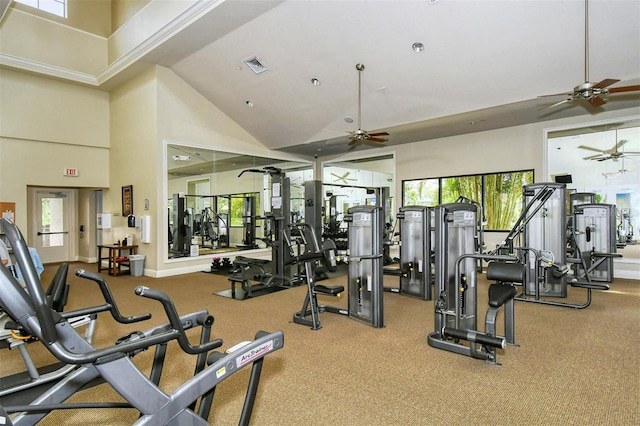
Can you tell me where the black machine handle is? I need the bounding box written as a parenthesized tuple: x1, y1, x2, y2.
(135, 286, 223, 355)
(75, 269, 152, 324)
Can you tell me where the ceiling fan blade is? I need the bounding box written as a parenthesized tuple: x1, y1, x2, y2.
(577, 145, 605, 153)
(368, 132, 389, 137)
(588, 96, 606, 107)
(348, 139, 357, 146)
(608, 85, 640, 94)
(583, 154, 605, 160)
(593, 78, 620, 89)
(367, 137, 387, 143)
(538, 92, 574, 98)
(540, 98, 572, 110)
(613, 139, 628, 152)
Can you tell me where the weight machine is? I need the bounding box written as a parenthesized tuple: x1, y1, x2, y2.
(344, 205, 384, 328)
(570, 203, 620, 283)
(220, 167, 294, 300)
(385, 205, 433, 300)
(170, 193, 191, 257)
(0, 218, 284, 425)
(617, 208, 635, 246)
(427, 203, 519, 365)
(236, 195, 259, 250)
(292, 206, 385, 329)
(493, 183, 613, 309)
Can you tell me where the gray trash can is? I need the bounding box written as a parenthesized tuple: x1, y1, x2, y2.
(129, 254, 145, 277)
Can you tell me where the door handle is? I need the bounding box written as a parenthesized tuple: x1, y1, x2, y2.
(37, 231, 69, 236)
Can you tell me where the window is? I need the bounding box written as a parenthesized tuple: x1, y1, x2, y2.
(15, 0, 66, 18)
(403, 178, 439, 206)
(402, 169, 534, 231)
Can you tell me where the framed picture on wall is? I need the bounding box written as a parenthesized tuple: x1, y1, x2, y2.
(122, 185, 133, 216)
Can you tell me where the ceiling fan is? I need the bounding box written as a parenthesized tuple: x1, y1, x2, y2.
(331, 171, 357, 184)
(540, 0, 640, 111)
(347, 63, 389, 149)
(579, 136, 640, 162)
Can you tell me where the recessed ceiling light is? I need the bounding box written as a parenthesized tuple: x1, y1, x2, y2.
(311, 78, 321, 86)
(344, 116, 354, 123)
(246, 100, 254, 107)
(412, 42, 425, 53)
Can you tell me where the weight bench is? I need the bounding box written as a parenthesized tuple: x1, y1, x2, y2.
(227, 256, 274, 299)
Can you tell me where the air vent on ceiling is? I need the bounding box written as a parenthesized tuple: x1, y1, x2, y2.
(243, 56, 269, 75)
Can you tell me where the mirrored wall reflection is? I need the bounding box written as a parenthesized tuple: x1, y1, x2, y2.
(547, 118, 640, 258)
(322, 155, 394, 250)
(166, 143, 312, 259)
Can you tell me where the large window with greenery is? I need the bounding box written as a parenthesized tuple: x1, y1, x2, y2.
(402, 170, 534, 231)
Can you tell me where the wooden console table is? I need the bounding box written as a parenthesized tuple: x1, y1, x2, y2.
(97, 244, 138, 276)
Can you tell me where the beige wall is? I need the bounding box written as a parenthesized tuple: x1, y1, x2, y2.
(0, 68, 110, 146)
(111, 0, 150, 33)
(107, 65, 158, 270)
(0, 69, 110, 232)
(0, 9, 107, 75)
(10, 0, 111, 37)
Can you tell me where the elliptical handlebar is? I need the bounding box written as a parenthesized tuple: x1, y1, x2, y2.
(0, 218, 58, 344)
(135, 286, 223, 355)
(75, 268, 152, 324)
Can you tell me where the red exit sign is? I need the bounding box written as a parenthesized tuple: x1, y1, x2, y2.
(64, 168, 79, 177)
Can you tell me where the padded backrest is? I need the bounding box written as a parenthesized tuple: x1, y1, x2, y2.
(486, 261, 525, 284)
(46, 263, 70, 312)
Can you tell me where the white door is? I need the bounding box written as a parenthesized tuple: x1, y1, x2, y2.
(32, 189, 74, 264)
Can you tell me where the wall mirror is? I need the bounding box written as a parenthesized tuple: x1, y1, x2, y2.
(546, 117, 640, 263)
(166, 143, 313, 260)
(322, 154, 395, 250)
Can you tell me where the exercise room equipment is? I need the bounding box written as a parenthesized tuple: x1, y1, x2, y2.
(0, 218, 284, 425)
(345, 205, 384, 328)
(571, 203, 620, 282)
(291, 223, 345, 330)
(385, 205, 433, 300)
(216, 167, 296, 300)
(513, 183, 616, 309)
(427, 202, 520, 365)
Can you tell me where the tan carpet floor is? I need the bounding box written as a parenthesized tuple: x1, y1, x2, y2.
(1, 262, 638, 425)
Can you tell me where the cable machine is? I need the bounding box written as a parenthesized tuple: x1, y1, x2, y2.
(387, 205, 433, 300)
(345, 205, 384, 328)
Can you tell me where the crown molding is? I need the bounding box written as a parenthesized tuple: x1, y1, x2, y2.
(0, 53, 98, 85)
(1, 0, 224, 88)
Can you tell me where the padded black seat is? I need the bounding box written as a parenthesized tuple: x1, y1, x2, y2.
(233, 256, 270, 266)
(488, 284, 517, 308)
(314, 285, 344, 296)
